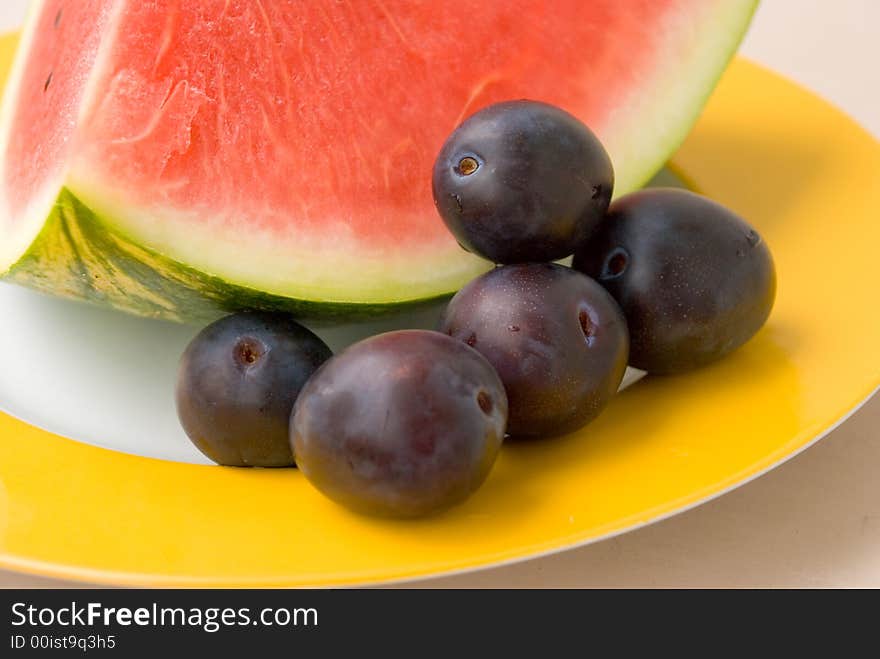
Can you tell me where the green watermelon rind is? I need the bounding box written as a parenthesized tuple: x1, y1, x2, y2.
(2, 188, 450, 322)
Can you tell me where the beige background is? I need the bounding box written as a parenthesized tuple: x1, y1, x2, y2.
(1, 0, 878, 588)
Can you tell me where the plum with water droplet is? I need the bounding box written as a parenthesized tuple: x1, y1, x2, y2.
(291, 330, 508, 517)
(573, 188, 776, 374)
(432, 100, 614, 264)
(439, 263, 629, 438)
(176, 312, 332, 467)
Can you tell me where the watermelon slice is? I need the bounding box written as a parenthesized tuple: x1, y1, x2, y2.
(0, 0, 757, 322)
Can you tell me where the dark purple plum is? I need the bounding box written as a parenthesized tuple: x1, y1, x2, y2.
(176, 312, 332, 467)
(432, 100, 613, 264)
(291, 330, 507, 518)
(573, 188, 776, 374)
(439, 263, 629, 439)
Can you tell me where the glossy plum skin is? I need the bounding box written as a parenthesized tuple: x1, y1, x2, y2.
(176, 312, 332, 467)
(439, 263, 629, 439)
(573, 188, 776, 374)
(291, 330, 508, 518)
(432, 100, 614, 264)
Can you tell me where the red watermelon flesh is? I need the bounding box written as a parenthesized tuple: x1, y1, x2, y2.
(0, 0, 757, 321)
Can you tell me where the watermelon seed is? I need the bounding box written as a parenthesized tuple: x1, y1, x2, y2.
(466, 333, 477, 347)
(456, 156, 479, 176)
(54, 8, 62, 29)
(43, 72, 53, 92)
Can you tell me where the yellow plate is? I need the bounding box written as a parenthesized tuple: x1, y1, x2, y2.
(1, 33, 878, 586)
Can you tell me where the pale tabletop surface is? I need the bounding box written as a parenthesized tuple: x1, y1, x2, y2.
(1, 1, 877, 588)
